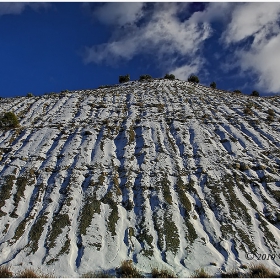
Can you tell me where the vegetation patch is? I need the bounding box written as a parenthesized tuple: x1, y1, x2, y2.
(8, 128, 22, 145)
(48, 213, 70, 248)
(56, 234, 71, 257)
(221, 174, 252, 225)
(98, 172, 106, 186)
(222, 264, 280, 278)
(156, 130, 164, 153)
(220, 224, 235, 240)
(153, 209, 180, 254)
(220, 174, 257, 252)
(164, 73, 175, 80)
(164, 213, 180, 254)
(0, 266, 13, 278)
(82, 271, 112, 278)
(243, 106, 253, 115)
(258, 217, 278, 247)
(259, 174, 275, 183)
(128, 227, 135, 241)
(176, 177, 192, 212)
(90, 241, 102, 251)
(79, 196, 101, 235)
(156, 103, 165, 113)
(192, 268, 211, 278)
(233, 172, 258, 209)
(186, 178, 197, 193)
(128, 125, 135, 145)
(17, 268, 39, 278)
(138, 217, 154, 258)
(266, 185, 280, 204)
(119, 74, 130, 83)
(0, 175, 16, 216)
(12, 216, 32, 243)
(236, 227, 257, 253)
(188, 74, 199, 84)
(0, 112, 19, 130)
(2, 224, 9, 234)
(101, 192, 119, 236)
(139, 74, 152, 82)
(221, 269, 240, 278)
(248, 263, 280, 278)
(100, 140, 104, 152)
(29, 213, 48, 254)
(13, 183, 44, 243)
(153, 213, 164, 251)
(185, 219, 198, 244)
(151, 267, 176, 278)
(14, 176, 28, 203)
(117, 260, 143, 278)
(15, 268, 53, 278)
(176, 177, 198, 243)
(112, 172, 122, 196)
(159, 174, 172, 205)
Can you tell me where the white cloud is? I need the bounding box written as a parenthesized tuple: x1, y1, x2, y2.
(91, 3, 145, 27)
(222, 3, 280, 44)
(0, 3, 26, 15)
(0, 2, 50, 16)
(170, 61, 202, 80)
(219, 2, 280, 93)
(238, 34, 280, 93)
(83, 2, 211, 77)
(83, 37, 139, 64)
(189, 2, 233, 24)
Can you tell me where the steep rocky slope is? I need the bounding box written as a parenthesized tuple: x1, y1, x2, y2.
(0, 79, 279, 277)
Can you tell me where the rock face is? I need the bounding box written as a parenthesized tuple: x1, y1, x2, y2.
(0, 79, 279, 277)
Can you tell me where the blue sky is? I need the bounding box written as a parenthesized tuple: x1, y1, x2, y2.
(1, 2, 280, 97)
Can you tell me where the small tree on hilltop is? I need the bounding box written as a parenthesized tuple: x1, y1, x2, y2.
(139, 74, 152, 81)
(188, 74, 199, 84)
(251, 90, 259, 97)
(233, 89, 242, 94)
(210, 82, 216, 89)
(164, 73, 175, 80)
(119, 74, 130, 83)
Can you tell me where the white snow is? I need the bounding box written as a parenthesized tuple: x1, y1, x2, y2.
(0, 80, 279, 277)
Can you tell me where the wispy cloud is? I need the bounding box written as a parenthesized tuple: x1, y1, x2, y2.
(0, 2, 50, 16)
(237, 34, 280, 93)
(91, 2, 145, 27)
(221, 3, 280, 93)
(222, 3, 280, 44)
(170, 60, 203, 80)
(83, 3, 211, 79)
(188, 2, 233, 24)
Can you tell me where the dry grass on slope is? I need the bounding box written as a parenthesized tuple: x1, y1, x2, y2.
(0, 266, 53, 278)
